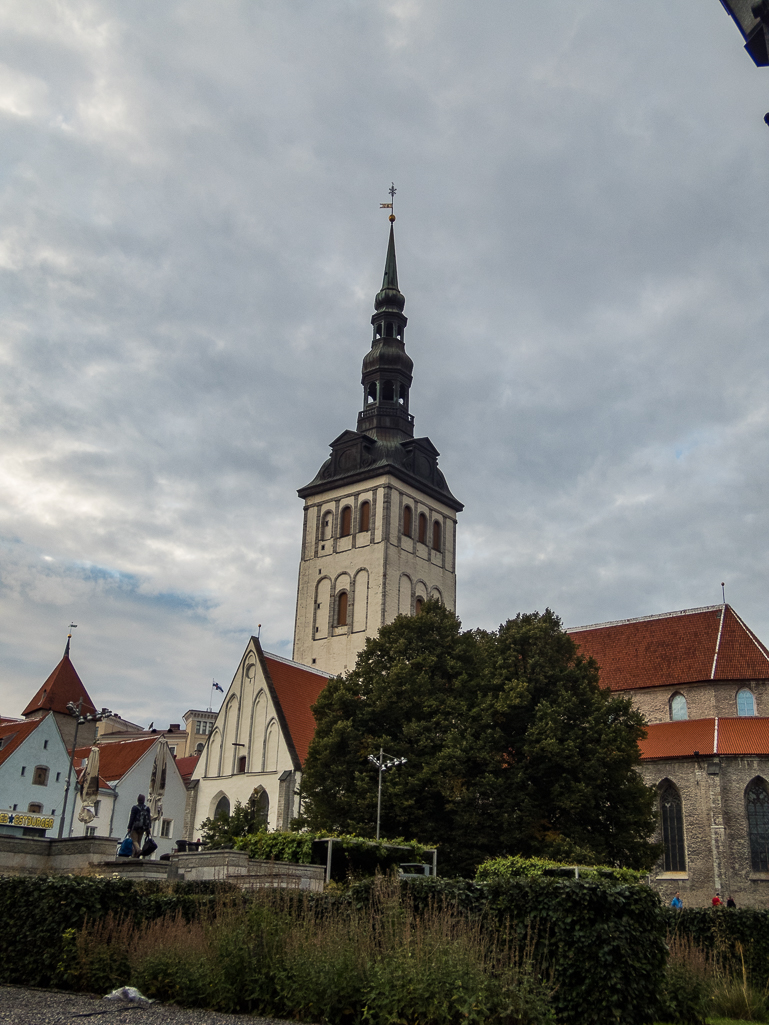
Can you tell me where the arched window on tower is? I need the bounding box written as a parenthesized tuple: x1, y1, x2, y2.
(403, 506, 412, 538)
(359, 501, 370, 533)
(340, 506, 352, 537)
(323, 513, 333, 540)
(385, 322, 394, 337)
(383, 381, 395, 402)
(398, 384, 406, 406)
(659, 781, 686, 872)
(738, 688, 756, 716)
(375, 323, 382, 338)
(418, 513, 428, 545)
(336, 591, 349, 627)
(669, 693, 688, 722)
(432, 520, 442, 552)
(367, 383, 378, 404)
(747, 779, 769, 871)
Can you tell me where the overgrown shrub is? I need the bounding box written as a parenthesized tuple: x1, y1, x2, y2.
(666, 906, 769, 989)
(655, 936, 710, 1024)
(475, 853, 647, 884)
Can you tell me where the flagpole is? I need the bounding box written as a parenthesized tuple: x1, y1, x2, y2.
(209, 679, 214, 713)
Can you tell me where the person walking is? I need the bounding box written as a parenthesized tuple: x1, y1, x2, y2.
(127, 794, 151, 858)
(670, 892, 683, 909)
(712, 892, 723, 907)
(726, 895, 737, 908)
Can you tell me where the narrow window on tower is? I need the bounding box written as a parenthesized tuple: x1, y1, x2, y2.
(323, 512, 333, 540)
(336, 591, 349, 627)
(432, 520, 442, 552)
(383, 381, 395, 402)
(340, 507, 352, 537)
(403, 506, 412, 538)
(367, 383, 377, 404)
(359, 501, 370, 533)
(398, 384, 406, 406)
(418, 513, 428, 545)
(385, 322, 394, 337)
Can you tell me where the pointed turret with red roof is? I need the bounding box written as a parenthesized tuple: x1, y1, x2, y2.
(21, 633, 98, 750)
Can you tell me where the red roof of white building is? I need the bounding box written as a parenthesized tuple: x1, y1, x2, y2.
(569, 605, 769, 692)
(0, 718, 43, 768)
(257, 647, 331, 768)
(75, 736, 158, 789)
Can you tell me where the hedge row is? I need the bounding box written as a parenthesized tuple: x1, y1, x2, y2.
(0, 876, 234, 988)
(0, 874, 667, 1025)
(666, 905, 769, 986)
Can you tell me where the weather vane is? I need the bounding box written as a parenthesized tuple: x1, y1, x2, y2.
(380, 183, 396, 222)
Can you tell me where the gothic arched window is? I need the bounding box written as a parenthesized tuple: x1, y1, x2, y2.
(432, 520, 442, 552)
(737, 688, 756, 717)
(660, 781, 686, 872)
(340, 506, 352, 537)
(746, 779, 769, 871)
(670, 693, 688, 722)
(415, 597, 424, 615)
(418, 513, 428, 545)
(359, 501, 370, 533)
(403, 506, 412, 538)
(336, 591, 349, 627)
(323, 512, 333, 540)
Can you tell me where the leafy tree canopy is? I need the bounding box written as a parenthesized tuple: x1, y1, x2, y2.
(301, 601, 659, 876)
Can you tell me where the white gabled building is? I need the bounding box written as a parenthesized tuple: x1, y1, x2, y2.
(0, 715, 70, 837)
(70, 736, 188, 858)
(189, 638, 331, 837)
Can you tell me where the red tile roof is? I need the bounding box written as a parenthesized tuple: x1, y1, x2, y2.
(74, 736, 157, 787)
(639, 717, 769, 759)
(0, 718, 43, 769)
(175, 754, 199, 785)
(639, 720, 716, 760)
(261, 650, 331, 767)
(22, 655, 97, 718)
(569, 605, 769, 692)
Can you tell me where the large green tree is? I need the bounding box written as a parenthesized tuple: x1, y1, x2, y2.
(302, 601, 658, 876)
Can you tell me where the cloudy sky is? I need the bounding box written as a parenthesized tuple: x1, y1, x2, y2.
(2, 0, 769, 725)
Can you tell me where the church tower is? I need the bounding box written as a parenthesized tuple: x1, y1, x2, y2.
(293, 215, 463, 675)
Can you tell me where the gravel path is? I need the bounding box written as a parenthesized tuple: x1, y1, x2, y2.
(0, 986, 316, 1025)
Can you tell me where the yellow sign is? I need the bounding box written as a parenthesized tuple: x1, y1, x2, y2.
(0, 811, 55, 829)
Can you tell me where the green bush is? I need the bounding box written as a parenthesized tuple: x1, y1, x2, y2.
(666, 907, 769, 989)
(476, 853, 648, 884)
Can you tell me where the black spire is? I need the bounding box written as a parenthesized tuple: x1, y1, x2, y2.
(356, 220, 413, 442)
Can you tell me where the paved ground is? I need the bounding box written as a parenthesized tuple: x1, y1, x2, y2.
(0, 986, 314, 1025)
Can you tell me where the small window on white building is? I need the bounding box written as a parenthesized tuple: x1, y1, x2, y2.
(161, 819, 173, 838)
(27, 803, 42, 814)
(20, 766, 25, 777)
(670, 693, 688, 722)
(43, 739, 48, 750)
(737, 688, 756, 717)
(86, 826, 97, 837)
(94, 800, 101, 817)
(55, 772, 61, 782)
(32, 766, 49, 786)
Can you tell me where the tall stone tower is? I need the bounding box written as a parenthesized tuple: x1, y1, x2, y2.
(292, 218, 463, 675)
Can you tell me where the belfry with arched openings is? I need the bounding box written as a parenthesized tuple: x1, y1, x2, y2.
(292, 218, 463, 676)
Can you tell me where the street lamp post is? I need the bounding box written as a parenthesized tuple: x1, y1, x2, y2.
(368, 747, 407, 840)
(57, 701, 115, 840)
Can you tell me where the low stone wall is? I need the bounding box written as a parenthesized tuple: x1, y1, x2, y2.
(0, 835, 120, 875)
(172, 850, 325, 891)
